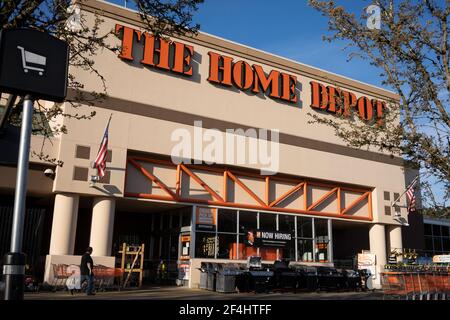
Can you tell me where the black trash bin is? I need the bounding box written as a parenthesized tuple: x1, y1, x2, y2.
(235, 265, 251, 293)
(317, 267, 343, 291)
(304, 266, 318, 291)
(206, 263, 218, 291)
(216, 263, 241, 293)
(249, 269, 273, 293)
(292, 266, 307, 290)
(198, 262, 208, 290)
(358, 269, 373, 291)
(245, 256, 273, 293)
(343, 269, 361, 291)
(273, 260, 298, 291)
(317, 266, 332, 290)
(335, 268, 346, 290)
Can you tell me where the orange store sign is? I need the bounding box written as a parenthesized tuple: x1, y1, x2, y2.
(115, 24, 388, 122)
(115, 24, 194, 76)
(207, 52, 297, 103)
(115, 24, 296, 103)
(310, 81, 387, 124)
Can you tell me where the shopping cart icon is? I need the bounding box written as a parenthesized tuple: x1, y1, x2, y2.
(17, 46, 47, 76)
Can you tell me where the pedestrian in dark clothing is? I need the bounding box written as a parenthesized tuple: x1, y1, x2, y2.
(80, 247, 95, 295)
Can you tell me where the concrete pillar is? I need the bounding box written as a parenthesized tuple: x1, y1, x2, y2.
(89, 197, 115, 256)
(388, 225, 403, 262)
(49, 193, 79, 255)
(369, 223, 387, 288)
(388, 225, 403, 251)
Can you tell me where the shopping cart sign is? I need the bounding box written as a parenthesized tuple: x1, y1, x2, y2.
(0, 28, 68, 102)
(17, 46, 47, 76)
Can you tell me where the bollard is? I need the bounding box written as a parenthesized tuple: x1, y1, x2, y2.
(2, 252, 26, 300)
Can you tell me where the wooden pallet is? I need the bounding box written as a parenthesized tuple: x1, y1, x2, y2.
(119, 243, 145, 288)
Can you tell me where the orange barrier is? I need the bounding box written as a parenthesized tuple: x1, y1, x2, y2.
(50, 264, 123, 291)
(382, 271, 450, 298)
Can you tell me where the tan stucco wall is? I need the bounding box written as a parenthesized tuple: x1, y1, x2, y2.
(0, 165, 53, 195)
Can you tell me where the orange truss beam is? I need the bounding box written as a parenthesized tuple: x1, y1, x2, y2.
(180, 164, 224, 202)
(307, 187, 338, 212)
(269, 182, 305, 207)
(128, 158, 177, 200)
(125, 156, 373, 221)
(226, 171, 267, 207)
(341, 191, 370, 215)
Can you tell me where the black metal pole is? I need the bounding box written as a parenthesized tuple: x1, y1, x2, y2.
(3, 94, 34, 300)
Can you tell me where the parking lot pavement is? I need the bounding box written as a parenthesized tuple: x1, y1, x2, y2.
(24, 286, 385, 300)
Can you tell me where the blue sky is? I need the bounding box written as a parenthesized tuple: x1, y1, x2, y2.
(193, 0, 384, 88)
(111, 0, 385, 89)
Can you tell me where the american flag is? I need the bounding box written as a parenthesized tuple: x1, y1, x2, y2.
(94, 115, 112, 178)
(405, 178, 418, 212)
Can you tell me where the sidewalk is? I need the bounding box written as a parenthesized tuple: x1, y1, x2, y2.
(25, 286, 385, 300)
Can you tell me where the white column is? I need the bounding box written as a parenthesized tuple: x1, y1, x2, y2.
(388, 225, 403, 250)
(369, 223, 387, 288)
(49, 193, 79, 255)
(388, 225, 403, 262)
(89, 197, 115, 256)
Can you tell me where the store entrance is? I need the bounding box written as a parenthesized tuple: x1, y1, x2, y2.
(332, 220, 370, 268)
(113, 200, 192, 286)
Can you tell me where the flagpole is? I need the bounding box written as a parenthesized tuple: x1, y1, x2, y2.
(95, 113, 113, 156)
(107, 113, 113, 127)
(91, 114, 113, 185)
(391, 175, 420, 208)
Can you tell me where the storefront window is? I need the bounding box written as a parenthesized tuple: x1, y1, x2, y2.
(217, 233, 238, 259)
(192, 209, 335, 263)
(297, 217, 312, 238)
(259, 212, 276, 230)
(432, 225, 441, 237)
(298, 239, 313, 262)
(279, 244, 295, 261)
(433, 237, 443, 252)
(315, 219, 328, 237)
(314, 219, 329, 262)
(238, 234, 258, 259)
(218, 209, 237, 233)
(423, 223, 449, 255)
(442, 238, 450, 252)
(424, 223, 432, 235)
(277, 214, 295, 261)
(278, 214, 295, 233)
(238, 211, 257, 233)
(259, 248, 278, 261)
(425, 236, 433, 251)
(195, 233, 216, 258)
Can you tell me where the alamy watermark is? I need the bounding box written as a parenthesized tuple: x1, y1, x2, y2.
(170, 121, 280, 175)
(366, 4, 381, 30)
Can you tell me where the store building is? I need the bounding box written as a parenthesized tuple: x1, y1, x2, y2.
(0, 0, 419, 289)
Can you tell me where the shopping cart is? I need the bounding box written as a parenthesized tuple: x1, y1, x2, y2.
(382, 270, 450, 300)
(17, 46, 46, 76)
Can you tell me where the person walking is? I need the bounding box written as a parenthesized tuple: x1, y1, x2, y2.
(80, 247, 95, 295)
